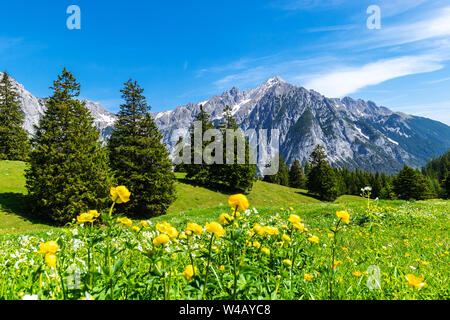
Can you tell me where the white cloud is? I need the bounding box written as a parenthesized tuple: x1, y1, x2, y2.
(302, 55, 443, 97)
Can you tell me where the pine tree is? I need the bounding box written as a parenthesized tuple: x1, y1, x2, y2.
(0, 71, 30, 161)
(393, 165, 429, 200)
(306, 145, 338, 201)
(107, 79, 176, 218)
(26, 68, 112, 224)
(210, 105, 256, 192)
(289, 159, 306, 189)
(442, 173, 450, 199)
(185, 105, 215, 185)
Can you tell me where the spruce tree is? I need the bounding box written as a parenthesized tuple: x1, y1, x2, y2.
(185, 105, 215, 185)
(289, 159, 306, 189)
(26, 68, 112, 224)
(0, 71, 31, 161)
(108, 79, 176, 218)
(393, 165, 429, 200)
(211, 105, 256, 192)
(443, 173, 450, 199)
(306, 145, 338, 201)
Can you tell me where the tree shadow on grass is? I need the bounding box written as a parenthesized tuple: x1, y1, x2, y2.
(295, 190, 323, 201)
(177, 177, 241, 195)
(0, 192, 51, 226)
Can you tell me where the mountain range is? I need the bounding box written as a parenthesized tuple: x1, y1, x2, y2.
(5, 73, 450, 174)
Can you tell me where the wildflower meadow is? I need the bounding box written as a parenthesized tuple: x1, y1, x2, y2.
(0, 186, 448, 300)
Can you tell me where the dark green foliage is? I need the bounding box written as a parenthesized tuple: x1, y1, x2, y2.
(107, 79, 176, 218)
(0, 71, 30, 161)
(289, 159, 306, 189)
(185, 105, 215, 185)
(306, 145, 338, 201)
(210, 105, 256, 192)
(443, 173, 450, 199)
(25, 68, 112, 225)
(393, 165, 430, 200)
(263, 155, 289, 186)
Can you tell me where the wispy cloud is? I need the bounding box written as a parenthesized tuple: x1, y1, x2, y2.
(301, 55, 444, 97)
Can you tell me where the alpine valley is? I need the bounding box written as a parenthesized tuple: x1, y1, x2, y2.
(7, 73, 450, 174)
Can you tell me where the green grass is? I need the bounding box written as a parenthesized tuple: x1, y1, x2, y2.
(0, 161, 56, 235)
(0, 161, 321, 234)
(0, 161, 449, 300)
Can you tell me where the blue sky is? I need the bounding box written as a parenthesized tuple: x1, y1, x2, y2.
(1, 0, 450, 124)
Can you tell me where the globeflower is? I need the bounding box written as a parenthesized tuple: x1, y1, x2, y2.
(38, 241, 59, 255)
(117, 217, 133, 227)
(153, 234, 170, 247)
(45, 254, 57, 268)
(110, 186, 131, 204)
(228, 194, 250, 211)
(308, 235, 319, 244)
(186, 222, 203, 236)
(303, 273, 313, 281)
(352, 271, 362, 277)
(264, 226, 279, 236)
(252, 224, 266, 236)
(205, 222, 226, 237)
(261, 248, 270, 256)
(282, 259, 292, 266)
(182, 265, 197, 281)
(219, 213, 234, 225)
(406, 274, 426, 288)
(288, 214, 301, 224)
(336, 210, 350, 224)
(293, 222, 305, 231)
(282, 234, 291, 243)
(77, 210, 100, 224)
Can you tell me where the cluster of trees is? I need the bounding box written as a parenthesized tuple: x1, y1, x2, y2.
(177, 105, 257, 193)
(1, 69, 449, 224)
(20, 69, 176, 224)
(265, 145, 450, 201)
(0, 71, 30, 161)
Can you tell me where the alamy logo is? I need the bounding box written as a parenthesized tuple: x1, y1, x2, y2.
(67, 5, 81, 30)
(367, 5, 381, 30)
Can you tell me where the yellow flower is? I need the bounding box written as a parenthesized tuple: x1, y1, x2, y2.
(288, 214, 301, 224)
(131, 226, 140, 232)
(77, 210, 100, 224)
(289, 207, 294, 211)
(252, 224, 266, 236)
(282, 234, 291, 243)
(45, 254, 57, 268)
(219, 213, 234, 225)
(228, 194, 250, 211)
(205, 222, 226, 237)
(220, 265, 225, 271)
(303, 273, 313, 281)
(261, 248, 270, 256)
(185, 222, 203, 236)
(182, 265, 197, 281)
(282, 259, 292, 266)
(406, 274, 426, 288)
(153, 234, 170, 247)
(253, 241, 261, 249)
(336, 210, 350, 224)
(308, 235, 319, 244)
(117, 217, 133, 227)
(264, 226, 279, 236)
(110, 186, 131, 204)
(352, 271, 362, 277)
(38, 241, 59, 255)
(140, 220, 150, 228)
(293, 222, 305, 231)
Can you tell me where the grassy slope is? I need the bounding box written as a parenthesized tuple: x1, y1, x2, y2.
(0, 161, 56, 234)
(0, 161, 324, 234)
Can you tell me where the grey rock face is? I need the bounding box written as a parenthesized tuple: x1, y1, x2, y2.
(9, 73, 450, 174)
